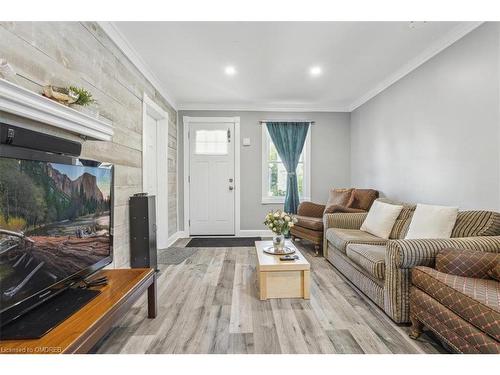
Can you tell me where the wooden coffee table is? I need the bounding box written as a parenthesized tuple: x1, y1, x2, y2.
(255, 240, 310, 300)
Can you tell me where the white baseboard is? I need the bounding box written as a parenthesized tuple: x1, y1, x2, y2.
(237, 229, 273, 237)
(166, 231, 187, 247)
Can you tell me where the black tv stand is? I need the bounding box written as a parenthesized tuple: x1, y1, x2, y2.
(0, 287, 100, 340)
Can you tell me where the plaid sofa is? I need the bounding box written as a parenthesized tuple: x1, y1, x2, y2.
(409, 249, 499, 353)
(323, 200, 500, 323)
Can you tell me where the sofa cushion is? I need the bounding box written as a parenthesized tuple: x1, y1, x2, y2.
(348, 189, 379, 211)
(360, 200, 403, 239)
(325, 228, 388, 253)
(412, 266, 500, 341)
(324, 188, 353, 214)
(386, 202, 416, 239)
(295, 215, 323, 231)
(451, 211, 500, 238)
(328, 246, 385, 308)
(346, 244, 386, 280)
(390, 216, 412, 239)
(436, 248, 499, 279)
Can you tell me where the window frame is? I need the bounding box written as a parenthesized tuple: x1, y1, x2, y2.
(261, 124, 311, 205)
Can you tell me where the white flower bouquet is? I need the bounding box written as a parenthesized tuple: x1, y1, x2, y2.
(263, 209, 297, 235)
(264, 210, 298, 252)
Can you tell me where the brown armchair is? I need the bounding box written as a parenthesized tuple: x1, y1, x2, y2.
(290, 188, 379, 256)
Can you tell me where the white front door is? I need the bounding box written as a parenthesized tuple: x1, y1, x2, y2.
(143, 111, 168, 248)
(189, 122, 235, 235)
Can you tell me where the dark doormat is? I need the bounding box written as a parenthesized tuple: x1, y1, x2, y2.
(186, 237, 261, 248)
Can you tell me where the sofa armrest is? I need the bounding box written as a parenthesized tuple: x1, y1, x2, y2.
(324, 212, 367, 230)
(297, 201, 325, 218)
(386, 236, 500, 269)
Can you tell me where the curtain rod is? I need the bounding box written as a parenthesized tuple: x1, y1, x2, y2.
(259, 120, 315, 124)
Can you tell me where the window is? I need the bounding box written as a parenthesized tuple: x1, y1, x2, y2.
(261, 125, 311, 204)
(194, 129, 228, 155)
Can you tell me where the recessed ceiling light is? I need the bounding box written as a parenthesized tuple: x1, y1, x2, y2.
(224, 66, 237, 76)
(309, 66, 322, 77)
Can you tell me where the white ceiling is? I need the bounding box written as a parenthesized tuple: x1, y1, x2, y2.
(109, 21, 480, 111)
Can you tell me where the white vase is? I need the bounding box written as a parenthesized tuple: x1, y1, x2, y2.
(272, 234, 285, 253)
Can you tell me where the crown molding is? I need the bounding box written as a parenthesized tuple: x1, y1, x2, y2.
(98, 21, 178, 110)
(348, 21, 484, 112)
(177, 103, 351, 113)
(99, 21, 483, 115)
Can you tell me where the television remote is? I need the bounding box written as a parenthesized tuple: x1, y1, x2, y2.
(280, 255, 299, 261)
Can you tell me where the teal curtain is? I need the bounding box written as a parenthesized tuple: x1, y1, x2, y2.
(266, 122, 310, 214)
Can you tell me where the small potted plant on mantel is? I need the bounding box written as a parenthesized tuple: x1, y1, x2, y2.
(43, 85, 98, 117)
(263, 210, 298, 254)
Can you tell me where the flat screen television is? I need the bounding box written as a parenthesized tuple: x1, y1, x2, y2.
(0, 154, 113, 327)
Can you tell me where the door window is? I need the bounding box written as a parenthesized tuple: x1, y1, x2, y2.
(195, 129, 228, 155)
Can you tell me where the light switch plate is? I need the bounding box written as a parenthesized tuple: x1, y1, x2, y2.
(242, 137, 251, 146)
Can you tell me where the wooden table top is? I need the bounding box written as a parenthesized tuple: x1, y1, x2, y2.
(255, 240, 310, 272)
(0, 268, 154, 354)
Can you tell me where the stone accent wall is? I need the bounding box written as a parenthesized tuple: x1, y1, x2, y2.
(0, 22, 177, 268)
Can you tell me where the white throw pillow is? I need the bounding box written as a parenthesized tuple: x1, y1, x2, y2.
(405, 203, 458, 239)
(360, 200, 404, 239)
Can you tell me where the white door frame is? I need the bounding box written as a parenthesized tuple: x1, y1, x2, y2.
(183, 116, 240, 237)
(142, 93, 169, 247)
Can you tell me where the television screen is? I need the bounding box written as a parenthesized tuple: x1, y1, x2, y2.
(0, 157, 112, 319)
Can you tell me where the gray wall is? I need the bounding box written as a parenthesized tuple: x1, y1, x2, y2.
(350, 22, 500, 210)
(178, 111, 351, 230)
(0, 22, 178, 267)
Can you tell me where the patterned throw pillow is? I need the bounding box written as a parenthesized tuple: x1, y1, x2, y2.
(348, 189, 379, 211)
(324, 188, 353, 214)
(488, 264, 500, 282)
(436, 248, 499, 279)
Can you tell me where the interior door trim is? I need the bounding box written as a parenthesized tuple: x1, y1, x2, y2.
(183, 116, 240, 237)
(142, 93, 169, 247)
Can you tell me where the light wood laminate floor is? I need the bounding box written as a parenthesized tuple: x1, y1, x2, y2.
(95, 240, 446, 354)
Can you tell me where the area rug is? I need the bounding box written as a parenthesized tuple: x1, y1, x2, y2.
(185, 237, 261, 248)
(157, 247, 199, 265)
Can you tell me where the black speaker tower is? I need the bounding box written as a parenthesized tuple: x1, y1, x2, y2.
(129, 194, 157, 270)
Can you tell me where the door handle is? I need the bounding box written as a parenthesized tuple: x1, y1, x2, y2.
(229, 186, 234, 191)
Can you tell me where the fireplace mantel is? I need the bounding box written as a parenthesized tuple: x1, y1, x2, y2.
(0, 78, 113, 141)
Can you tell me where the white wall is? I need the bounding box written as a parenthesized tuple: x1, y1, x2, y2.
(178, 111, 351, 231)
(350, 22, 500, 210)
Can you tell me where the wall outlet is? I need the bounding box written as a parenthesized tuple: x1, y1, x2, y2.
(242, 137, 251, 146)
